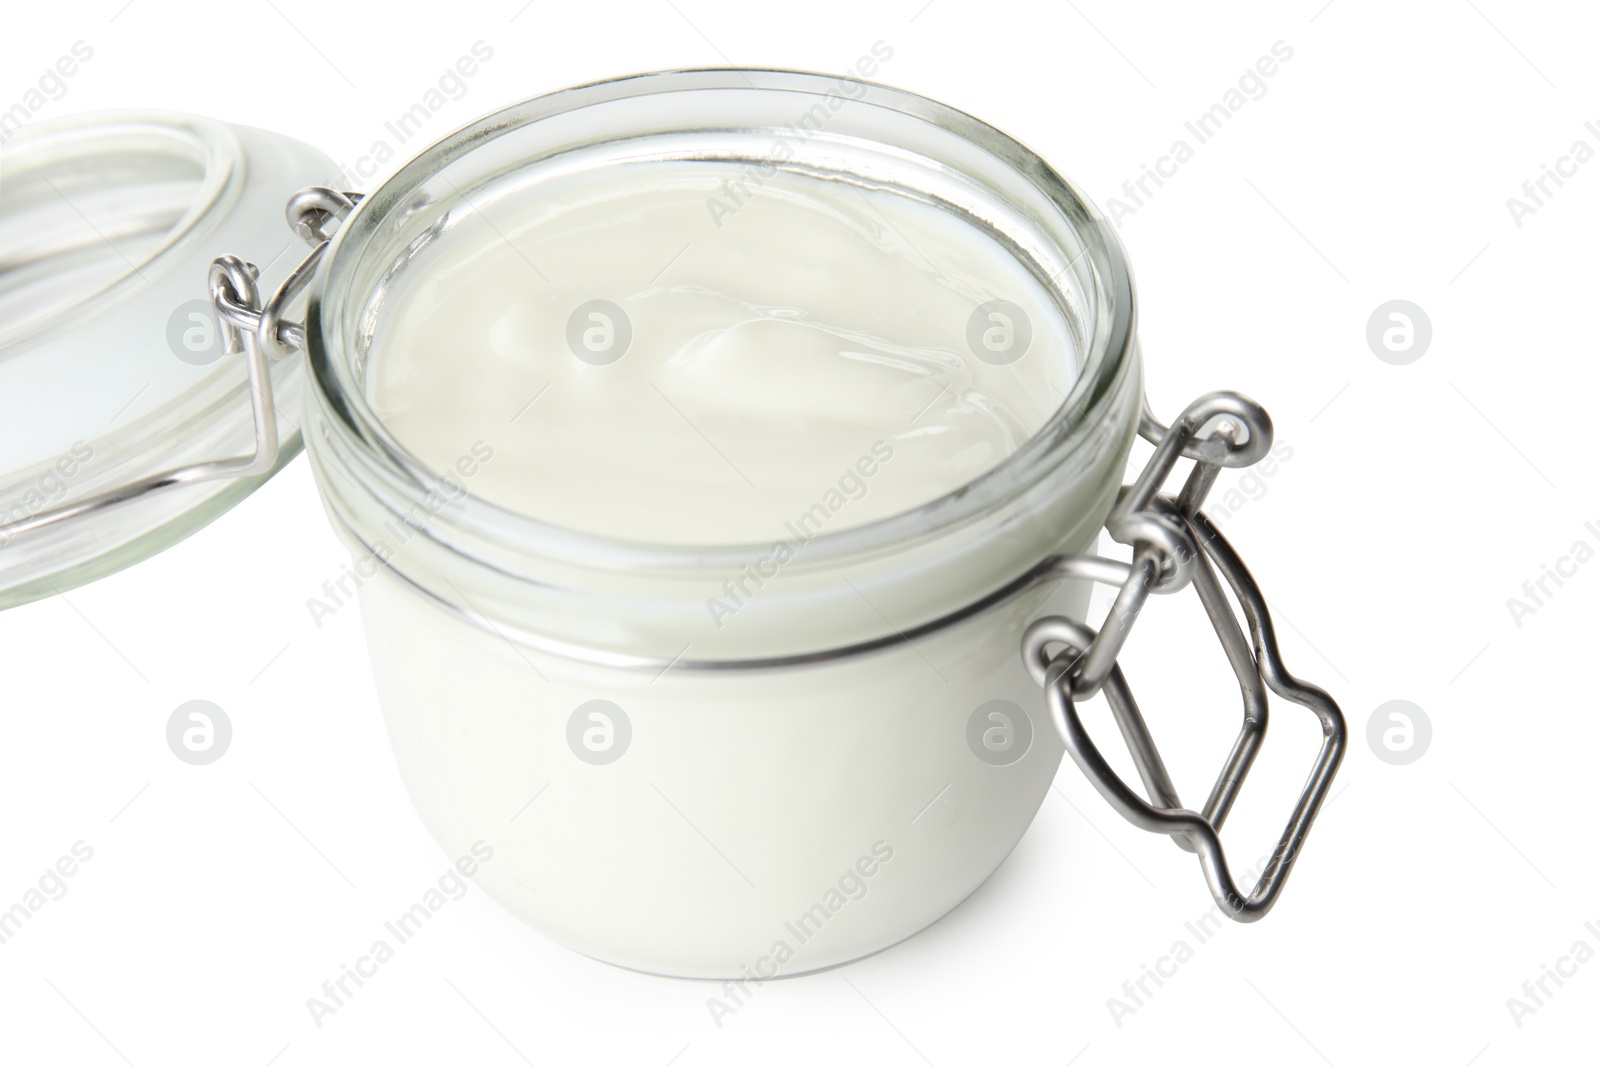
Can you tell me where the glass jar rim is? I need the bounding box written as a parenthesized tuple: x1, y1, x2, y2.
(307, 67, 1138, 575)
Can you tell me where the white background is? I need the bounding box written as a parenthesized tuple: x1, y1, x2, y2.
(2, 1, 1597, 1064)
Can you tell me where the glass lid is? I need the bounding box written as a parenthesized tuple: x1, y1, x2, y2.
(0, 110, 338, 608)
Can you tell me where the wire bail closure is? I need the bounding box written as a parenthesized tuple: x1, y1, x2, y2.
(1024, 393, 1346, 922)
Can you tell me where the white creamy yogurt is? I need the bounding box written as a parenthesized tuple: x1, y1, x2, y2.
(368, 161, 1077, 544)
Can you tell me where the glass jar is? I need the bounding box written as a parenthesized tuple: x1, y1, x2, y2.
(306, 71, 1140, 977)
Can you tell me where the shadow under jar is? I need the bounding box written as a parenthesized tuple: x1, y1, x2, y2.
(305, 70, 1143, 978)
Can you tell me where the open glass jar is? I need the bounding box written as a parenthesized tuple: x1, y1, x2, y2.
(0, 70, 1345, 979)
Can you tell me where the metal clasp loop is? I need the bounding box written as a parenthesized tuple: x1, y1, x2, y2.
(1025, 392, 1346, 922)
(1068, 392, 1273, 702)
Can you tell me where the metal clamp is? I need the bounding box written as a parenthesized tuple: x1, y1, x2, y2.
(0, 189, 360, 540)
(1024, 393, 1346, 922)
